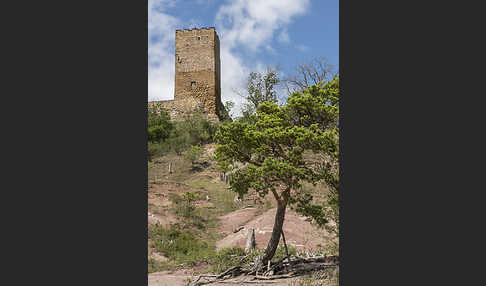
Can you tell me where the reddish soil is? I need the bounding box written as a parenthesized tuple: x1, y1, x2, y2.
(147, 159, 337, 285)
(218, 207, 261, 237)
(148, 245, 168, 262)
(216, 208, 334, 251)
(148, 182, 209, 227)
(148, 271, 193, 286)
(148, 182, 211, 263)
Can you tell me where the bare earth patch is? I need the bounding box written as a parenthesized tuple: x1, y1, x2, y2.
(148, 271, 193, 286)
(216, 208, 334, 251)
(218, 207, 261, 237)
(148, 244, 169, 262)
(149, 271, 303, 286)
(149, 268, 298, 286)
(148, 182, 209, 227)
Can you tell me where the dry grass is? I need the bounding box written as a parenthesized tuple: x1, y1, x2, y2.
(289, 267, 339, 286)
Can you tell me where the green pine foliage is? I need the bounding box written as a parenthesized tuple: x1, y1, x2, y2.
(215, 76, 340, 238)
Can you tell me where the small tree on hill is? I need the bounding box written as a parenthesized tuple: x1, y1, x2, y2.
(148, 103, 173, 161)
(223, 100, 235, 120)
(215, 77, 339, 269)
(240, 67, 280, 119)
(148, 103, 173, 143)
(184, 145, 204, 168)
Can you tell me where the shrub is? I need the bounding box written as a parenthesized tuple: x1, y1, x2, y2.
(148, 141, 167, 160)
(184, 145, 204, 166)
(148, 103, 173, 143)
(149, 225, 214, 266)
(168, 192, 206, 229)
(148, 111, 219, 160)
(169, 192, 200, 219)
(164, 112, 219, 155)
(208, 247, 246, 273)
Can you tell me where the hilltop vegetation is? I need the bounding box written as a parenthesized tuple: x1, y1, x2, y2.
(148, 62, 339, 285)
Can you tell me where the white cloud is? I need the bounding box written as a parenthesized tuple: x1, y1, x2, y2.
(148, 0, 179, 101)
(296, 44, 310, 52)
(147, 0, 311, 118)
(215, 0, 309, 51)
(215, 0, 310, 116)
(195, 0, 215, 5)
(219, 49, 248, 117)
(278, 29, 290, 44)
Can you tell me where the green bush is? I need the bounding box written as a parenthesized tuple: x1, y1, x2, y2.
(149, 225, 214, 266)
(169, 192, 200, 219)
(208, 247, 246, 273)
(148, 141, 168, 160)
(148, 103, 173, 143)
(147, 104, 173, 161)
(148, 111, 220, 160)
(168, 192, 206, 229)
(164, 112, 219, 155)
(184, 145, 204, 167)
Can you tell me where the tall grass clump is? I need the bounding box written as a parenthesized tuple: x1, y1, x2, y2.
(149, 225, 214, 266)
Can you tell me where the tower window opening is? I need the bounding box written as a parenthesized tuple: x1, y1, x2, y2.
(191, 81, 196, 87)
(197, 36, 201, 40)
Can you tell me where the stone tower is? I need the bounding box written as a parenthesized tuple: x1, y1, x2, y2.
(149, 27, 226, 121)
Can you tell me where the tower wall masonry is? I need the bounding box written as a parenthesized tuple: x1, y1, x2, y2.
(149, 27, 226, 121)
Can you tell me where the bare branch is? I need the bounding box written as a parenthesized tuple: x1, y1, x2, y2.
(283, 57, 336, 95)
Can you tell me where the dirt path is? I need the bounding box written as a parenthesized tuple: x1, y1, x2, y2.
(148, 271, 298, 286)
(148, 271, 193, 286)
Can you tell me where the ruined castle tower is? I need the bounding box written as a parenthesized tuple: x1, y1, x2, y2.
(149, 27, 226, 121)
(174, 27, 222, 119)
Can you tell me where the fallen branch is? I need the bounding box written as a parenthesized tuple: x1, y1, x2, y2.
(254, 274, 295, 280)
(217, 265, 241, 279)
(188, 255, 339, 286)
(189, 274, 219, 286)
(262, 255, 289, 276)
(216, 281, 281, 284)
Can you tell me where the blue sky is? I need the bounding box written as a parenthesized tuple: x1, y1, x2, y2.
(148, 0, 339, 115)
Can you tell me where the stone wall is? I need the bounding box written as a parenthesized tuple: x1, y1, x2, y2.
(148, 98, 223, 121)
(149, 27, 228, 122)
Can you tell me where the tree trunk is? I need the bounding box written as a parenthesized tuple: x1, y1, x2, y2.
(259, 200, 287, 267)
(281, 230, 290, 263)
(245, 228, 256, 253)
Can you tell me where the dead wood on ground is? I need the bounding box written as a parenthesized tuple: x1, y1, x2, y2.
(188, 255, 339, 286)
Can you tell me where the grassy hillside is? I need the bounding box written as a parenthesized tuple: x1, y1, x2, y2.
(148, 146, 337, 275)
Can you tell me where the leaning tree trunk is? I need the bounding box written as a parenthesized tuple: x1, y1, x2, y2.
(256, 199, 287, 269)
